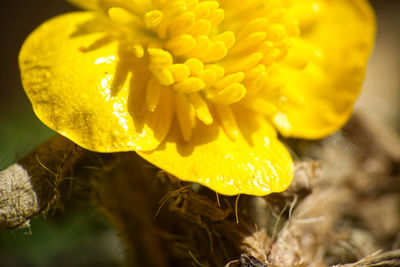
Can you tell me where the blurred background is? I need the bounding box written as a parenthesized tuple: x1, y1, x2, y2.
(0, 1, 399, 266)
(358, 0, 400, 130)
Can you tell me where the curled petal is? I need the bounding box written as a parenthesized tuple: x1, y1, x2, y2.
(273, 0, 376, 138)
(19, 12, 173, 152)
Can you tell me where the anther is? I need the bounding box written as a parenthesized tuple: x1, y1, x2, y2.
(166, 34, 196, 56)
(201, 41, 227, 63)
(189, 93, 214, 125)
(168, 64, 191, 82)
(214, 31, 236, 50)
(184, 58, 204, 77)
(144, 10, 163, 28)
(214, 72, 245, 90)
(208, 83, 246, 105)
(173, 77, 206, 93)
(168, 12, 196, 38)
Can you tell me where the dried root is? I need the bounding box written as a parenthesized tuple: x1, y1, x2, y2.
(0, 135, 83, 230)
(1, 112, 399, 266)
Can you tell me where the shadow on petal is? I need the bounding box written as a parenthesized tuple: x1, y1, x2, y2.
(69, 15, 109, 38)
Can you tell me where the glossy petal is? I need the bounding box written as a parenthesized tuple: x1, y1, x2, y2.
(19, 0, 375, 196)
(19, 12, 173, 152)
(139, 107, 293, 196)
(272, 0, 376, 138)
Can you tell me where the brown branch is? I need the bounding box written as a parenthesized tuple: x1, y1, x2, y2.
(0, 135, 83, 230)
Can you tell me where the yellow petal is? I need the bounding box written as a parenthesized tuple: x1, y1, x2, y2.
(139, 107, 293, 196)
(18, 0, 375, 198)
(274, 0, 376, 139)
(19, 12, 174, 152)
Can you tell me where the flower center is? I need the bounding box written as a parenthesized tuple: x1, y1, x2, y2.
(105, 0, 299, 141)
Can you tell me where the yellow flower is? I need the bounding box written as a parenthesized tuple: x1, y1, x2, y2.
(19, 0, 375, 196)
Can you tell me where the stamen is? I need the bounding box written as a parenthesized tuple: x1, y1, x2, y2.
(144, 9, 163, 28)
(105, 0, 301, 141)
(168, 64, 191, 82)
(147, 48, 173, 67)
(175, 93, 196, 142)
(237, 18, 269, 39)
(157, 1, 187, 38)
(215, 105, 239, 141)
(199, 69, 217, 88)
(151, 68, 175, 86)
(188, 19, 211, 37)
(205, 65, 225, 79)
(166, 34, 196, 56)
(208, 82, 246, 105)
(173, 77, 206, 93)
(148, 48, 175, 85)
(184, 58, 204, 77)
(201, 41, 228, 63)
(187, 35, 211, 58)
(213, 31, 236, 50)
(193, 1, 219, 19)
(146, 77, 162, 112)
(208, 8, 224, 26)
(230, 32, 267, 54)
(257, 41, 274, 54)
(189, 93, 213, 125)
(214, 72, 244, 90)
(168, 12, 196, 38)
(243, 65, 269, 96)
(132, 44, 144, 58)
(221, 53, 263, 73)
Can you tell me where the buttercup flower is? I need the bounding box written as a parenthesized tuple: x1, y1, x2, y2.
(19, 0, 375, 195)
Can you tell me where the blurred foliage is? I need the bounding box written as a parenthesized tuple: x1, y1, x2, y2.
(0, 105, 53, 170)
(0, 208, 123, 267)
